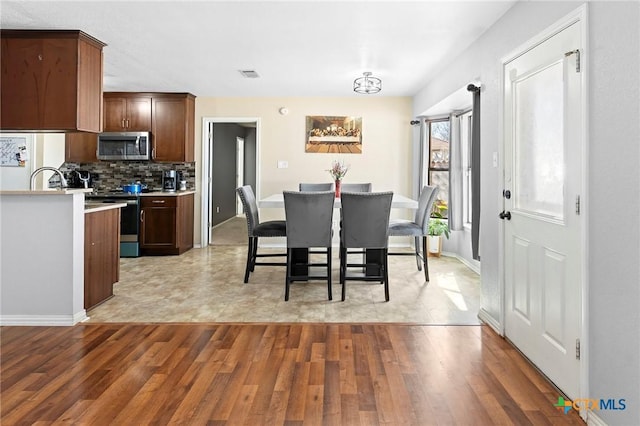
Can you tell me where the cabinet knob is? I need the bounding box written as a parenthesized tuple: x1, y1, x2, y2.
(38, 54, 43, 61)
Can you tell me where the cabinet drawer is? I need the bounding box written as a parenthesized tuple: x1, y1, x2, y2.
(141, 196, 176, 208)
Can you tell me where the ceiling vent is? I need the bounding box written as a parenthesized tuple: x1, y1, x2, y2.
(238, 70, 260, 78)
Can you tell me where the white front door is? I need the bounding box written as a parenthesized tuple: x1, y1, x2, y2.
(503, 20, 584, 399)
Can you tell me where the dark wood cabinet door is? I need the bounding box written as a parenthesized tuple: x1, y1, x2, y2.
(152, 94, 195, 162)
(85, 208, 120, 310)
(177, 193, 195, 250)
(1, 30, 104, 132)
(65, 132, 98, 162)
(103, 97, 127, 131)
(140, 195, 193, 255)
(103, 95, 151, 131)
(2, 37, 76, 130)
(140, 197, 177, 248)
(125, 97, 152, 130)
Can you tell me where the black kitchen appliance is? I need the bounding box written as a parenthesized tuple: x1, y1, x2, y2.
(67, 170, 93, 188)
(86, 191, 141, 257)
(162, 170, 177, 192)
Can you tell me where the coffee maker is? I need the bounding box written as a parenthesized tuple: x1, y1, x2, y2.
(162, 170, 177, 192)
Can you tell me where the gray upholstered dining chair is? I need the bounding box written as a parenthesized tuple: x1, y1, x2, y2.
(340, 183, 372, 192)
(236, 185, 287, 283)
(339, 191, 393, 301)
(388, 185, 439, 281)
(299, 182, 335, 191)
(283, 190, 335, 301)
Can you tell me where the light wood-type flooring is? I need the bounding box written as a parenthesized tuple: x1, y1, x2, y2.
(1, 323, 585, 425)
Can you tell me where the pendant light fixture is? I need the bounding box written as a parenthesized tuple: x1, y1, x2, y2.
(353, 71, 382, 94)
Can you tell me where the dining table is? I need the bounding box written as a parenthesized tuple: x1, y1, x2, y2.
(259, 191, 419, 277)
(258, 192, 419, 209)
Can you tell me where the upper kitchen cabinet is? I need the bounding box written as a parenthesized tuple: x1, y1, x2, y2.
(65, 132, 98, 163)
(103, 93, 152, 131)
(1, 30, 105, 133)
(152, 93, 195, 162)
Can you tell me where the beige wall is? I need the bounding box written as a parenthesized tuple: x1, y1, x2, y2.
(194, 96, 414, 246)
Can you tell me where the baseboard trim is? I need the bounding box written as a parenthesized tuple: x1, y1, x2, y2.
(1, 311, 87, 326)
(478, 309, 502, 335)
(587, 411, 608, 426)
(441, 251, 481, 275)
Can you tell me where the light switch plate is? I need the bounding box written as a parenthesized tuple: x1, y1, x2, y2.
(277, 160, 288, 169)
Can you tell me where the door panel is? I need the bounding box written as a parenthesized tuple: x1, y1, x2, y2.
(503, 21, 583, 399)
(512, 237, 531, 322)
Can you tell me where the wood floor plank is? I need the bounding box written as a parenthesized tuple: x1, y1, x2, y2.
(0, 323, 585, 425)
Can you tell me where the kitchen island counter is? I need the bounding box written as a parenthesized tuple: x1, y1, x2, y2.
(1, 190, 91, 325)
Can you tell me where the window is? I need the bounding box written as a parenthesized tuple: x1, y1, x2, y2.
(460, 111, 473, 225)
(426, 119, 450, 218)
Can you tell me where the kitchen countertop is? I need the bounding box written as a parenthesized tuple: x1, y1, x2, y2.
(0, 188, 94, 196)
(84, 202, 127, 214)
(137, 190, 196, 197)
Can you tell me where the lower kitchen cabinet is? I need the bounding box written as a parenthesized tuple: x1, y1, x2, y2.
(140, 193, 194, 255)
(85, 207, 120, 310)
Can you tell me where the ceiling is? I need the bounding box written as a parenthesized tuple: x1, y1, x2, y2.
(1, 1, 516, 97)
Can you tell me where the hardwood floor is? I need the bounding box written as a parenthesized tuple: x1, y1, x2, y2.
(1, 323, 584, 425)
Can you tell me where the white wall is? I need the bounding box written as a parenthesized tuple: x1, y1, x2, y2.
(588, 2, 639, 424)
(194, 96, 414, 244)
(0, 133, 34, 190)
(413, 2, 640, 424)
(0, 133, 66, 190)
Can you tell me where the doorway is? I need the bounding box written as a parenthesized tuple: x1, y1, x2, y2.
(236, 137, 245, 215)
(201, 118, 260, 246)
(501, 6, 587, 403)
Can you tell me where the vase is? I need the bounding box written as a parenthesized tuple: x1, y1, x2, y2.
(335, 180, 341, 198)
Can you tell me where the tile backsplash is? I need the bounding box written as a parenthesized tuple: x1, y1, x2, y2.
(61, 161, 196, 192)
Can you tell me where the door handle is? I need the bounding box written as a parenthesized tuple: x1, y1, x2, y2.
(499, 211, 512, 220)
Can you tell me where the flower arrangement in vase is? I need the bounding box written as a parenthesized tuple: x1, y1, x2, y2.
(327, 160, 349, 197)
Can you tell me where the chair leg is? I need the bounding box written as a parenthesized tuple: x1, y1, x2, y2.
(422, 236, 430, 282)
(415, 236, 422, 271)
(383, 249, 390, 302)
(285, 248, 291, 301)
(327, 247, 332, 301)
(340, 246, 346, 301)
(250, 237, 259, 272)
(243, 237, 253, 283)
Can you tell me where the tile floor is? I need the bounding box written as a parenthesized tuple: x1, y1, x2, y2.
(87, 245, 482, 324)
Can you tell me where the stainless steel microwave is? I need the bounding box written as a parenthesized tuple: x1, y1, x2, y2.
(97, 131, 150, 160)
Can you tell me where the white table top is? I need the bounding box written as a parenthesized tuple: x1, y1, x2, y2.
(259, 193, 418, 209)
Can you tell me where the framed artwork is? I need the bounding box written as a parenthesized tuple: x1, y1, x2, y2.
(305, 116, 362, 154)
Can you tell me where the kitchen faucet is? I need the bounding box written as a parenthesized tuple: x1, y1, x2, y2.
(30, 167, 68, 190)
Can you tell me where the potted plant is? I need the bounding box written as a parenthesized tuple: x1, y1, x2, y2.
(427, 218, 450, 256)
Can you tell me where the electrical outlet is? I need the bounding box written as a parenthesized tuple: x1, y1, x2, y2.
(216, 206, 220, 213)
(277, 160, 288, 169)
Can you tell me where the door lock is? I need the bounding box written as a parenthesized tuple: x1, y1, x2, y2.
(499, 211, 512, 220)
(503, 189, 511, 199)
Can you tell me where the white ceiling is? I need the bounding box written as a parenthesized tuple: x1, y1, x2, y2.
(1, 1, 516, 97)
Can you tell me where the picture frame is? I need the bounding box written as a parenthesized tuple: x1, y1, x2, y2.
(305, 116, 362, 154)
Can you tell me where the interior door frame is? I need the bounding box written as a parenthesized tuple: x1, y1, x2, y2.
(200, 117, 261, 247)
(236, 136, 245, 215)
(499, 3, 589, 415)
